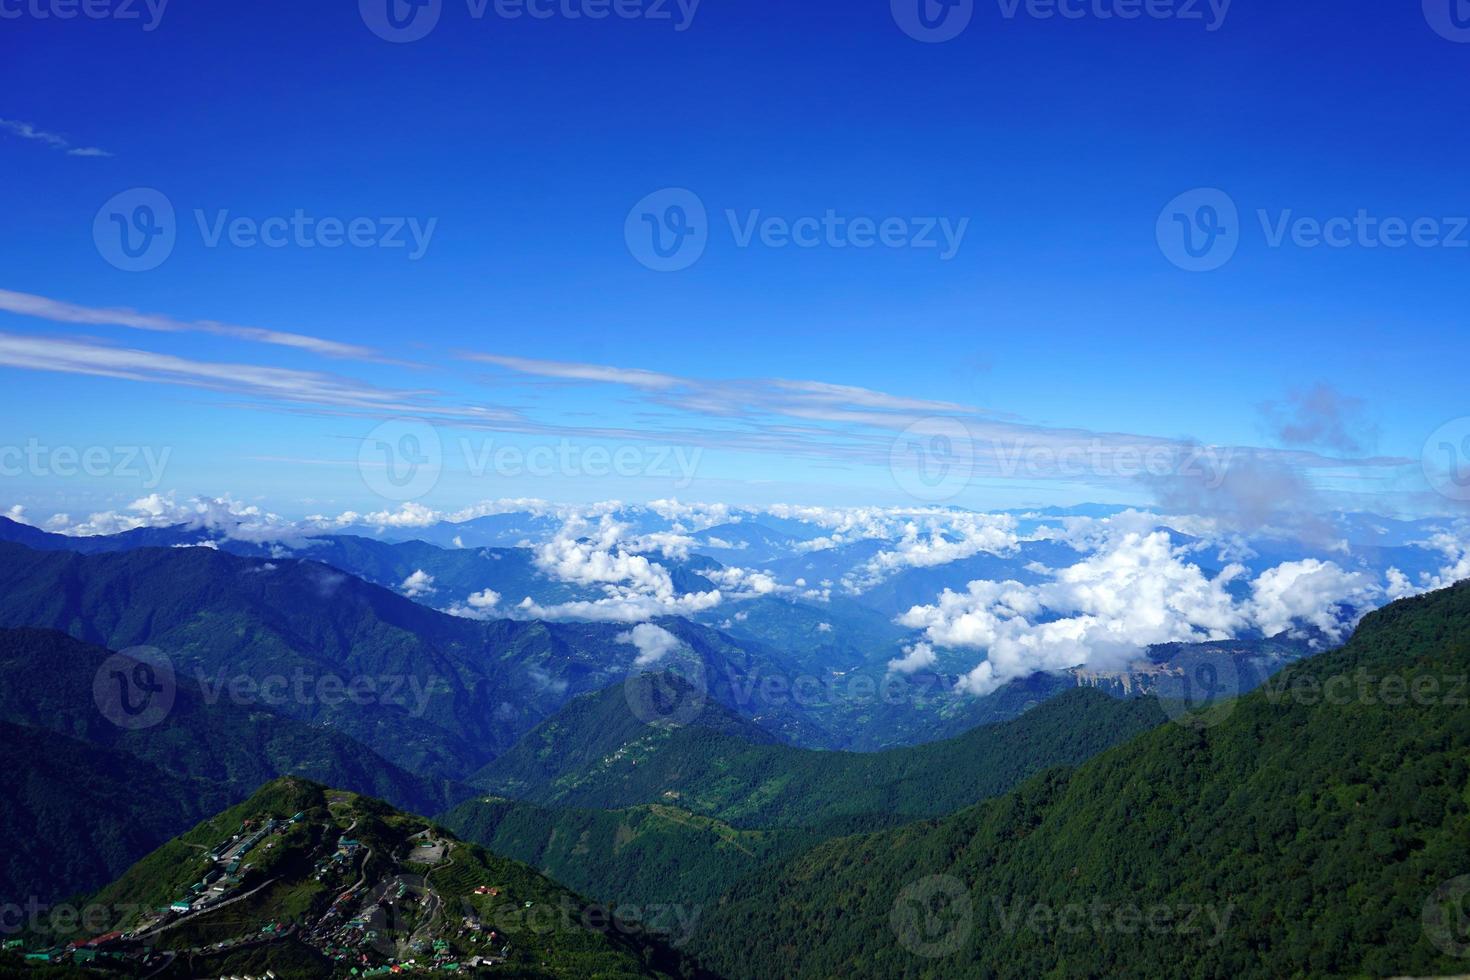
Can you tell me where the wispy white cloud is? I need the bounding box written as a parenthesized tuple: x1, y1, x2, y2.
(464, 353, 681, 389)
(0, 330, 435, 412)
(461, 351, 1413, 512)
(0, 118, 111, 158)
(0, 289, 394, 363)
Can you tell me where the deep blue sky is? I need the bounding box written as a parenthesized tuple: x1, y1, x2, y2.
(1, 0, 1467, 520)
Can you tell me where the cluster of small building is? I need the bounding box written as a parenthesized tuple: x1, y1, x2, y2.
(5, 809, 541, 976)
(156, 812, 304, 920)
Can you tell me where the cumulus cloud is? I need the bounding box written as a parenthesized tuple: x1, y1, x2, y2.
(42, 493, 313, 548)
(445, 587, 504, 620)
(898, 528, 1403, 697)
(399, 569, 436, 598)
(4, 505, 29, 525)
(617, 622, 684, 667)
(887, 641, 937, 675)
(844, 512, 1021, 591)
(467, 587, 501, 609)
(1386, 529, 1470, 598)
(902, 532, 1249, 695)
(1247, 559, 1377, 642)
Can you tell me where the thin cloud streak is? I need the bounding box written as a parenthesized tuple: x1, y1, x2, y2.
(0, 289, 406, 364)
(463, 352, 683, 389)
(0, 331, 487, 416)
(0, 118, 111, 157)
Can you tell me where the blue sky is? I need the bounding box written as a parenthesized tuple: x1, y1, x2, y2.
(1, 0, 1467, 521)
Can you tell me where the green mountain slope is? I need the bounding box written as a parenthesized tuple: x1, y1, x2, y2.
(473, 676, 1167, 829)
(0, 721, 229, 906)
(0, 542, 807, 778)
(0, 628, 462, 817)
(24, 778, 709, 978)
(692, 580, 1470, 979)
(441, 797, 819, 910)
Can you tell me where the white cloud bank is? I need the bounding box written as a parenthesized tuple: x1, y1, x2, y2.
(898, 531, 1390, 697)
